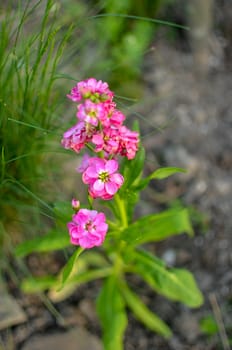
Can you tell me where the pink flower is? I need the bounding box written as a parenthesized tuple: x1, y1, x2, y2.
(92, 127, 120, 156)
(67, 78, 114, 103)
(61, 122, 94, 153)
(110, 109, 126, 127)
(77, 100, 107, 126)
(67, 209, 108, 249)
(92, 125, 139, 160)
(82, 158, 124, 200)
(118, 125, 139, 160)
(96, 101, 125, 127)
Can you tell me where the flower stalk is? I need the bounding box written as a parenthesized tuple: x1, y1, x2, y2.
(61, 78, 139, 249)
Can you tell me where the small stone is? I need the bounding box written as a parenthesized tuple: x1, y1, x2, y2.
(162, 249, 176, 266)
(21, 327, 103, 350)
(0, 281, 27, 330)
(79, 298, 98, 324)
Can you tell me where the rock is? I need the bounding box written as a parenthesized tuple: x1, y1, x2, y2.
(162, 249, 177, 266)
(0, 280, 27, 330)
(21, 327, 103, 350)
(78, 298, 99, 324)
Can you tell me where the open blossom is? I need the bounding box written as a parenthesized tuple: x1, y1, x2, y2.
(77, 100, 107, 126)
(117, 125, 139, 160)
(92, 125, 139, 160)
(92, 127, 120, 156)
(97, 101, 125, 127)
(82, 157, 124, 200)
(67, 78, 114, 103)
(67, 209, 108, 249)
(61, 121, 94, 153)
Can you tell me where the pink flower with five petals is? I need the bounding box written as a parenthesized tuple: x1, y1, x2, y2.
(82, 157, 124, 200)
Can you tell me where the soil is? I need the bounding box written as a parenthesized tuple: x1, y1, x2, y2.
(1, 37, 232, 350)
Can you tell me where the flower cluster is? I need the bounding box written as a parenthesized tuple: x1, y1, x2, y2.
(62, 78, 139, 249)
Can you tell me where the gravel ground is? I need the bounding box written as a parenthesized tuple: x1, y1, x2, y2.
(124, 41, 232, 349)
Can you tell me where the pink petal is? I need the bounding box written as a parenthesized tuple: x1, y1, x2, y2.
(85, 166, 98, 178)
(93, 179, 104, 192)
(105, 181, 118, 195)
(70, 236, 80, 245)
(105, 159, 118, 174)
(79, 236, 95, 249)
(92, 133, 103, 145)
(110, 173, 124, 186)
(94, 159, 106, 173)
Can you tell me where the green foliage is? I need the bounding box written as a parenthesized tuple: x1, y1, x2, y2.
(21, 275, 57, 293)
(97, 276, 128, 350)
(92, 0, 179, 90)
(59, 247, 84, 289)
(129, 249, 203, 307)
(15, 228, 70, 257)
(121, 208, 193, 245)
(149, 167, 187, 179)
(0, 0, 72, 231)
(119, 280, 172, 337)
(200, 315, 219, 336)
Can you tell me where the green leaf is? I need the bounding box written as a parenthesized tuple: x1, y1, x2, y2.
(200, 315, 218, 335)
(120, 145, 145, 191)
(15, 229, 70, 257)
(59, 247, 84, 290)
(132, 249, 204, 308)
(120, 281, 172, 337)
(149, 167, 187, 180)
(49, 268, 112, 303)
(68, 267, 112, 287)
(133, 167, 187, 191)
(53, 201, 73, 222)
(21, 276, 57, 293)
(122, 208, 193, 246)
(97, 276, 127, 350)
(77, 250, 110, 268)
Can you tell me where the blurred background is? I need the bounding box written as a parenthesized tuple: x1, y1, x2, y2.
(0, 0, 231, 349)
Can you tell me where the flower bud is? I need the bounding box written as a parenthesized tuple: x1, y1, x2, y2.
(72, 198, 80, 212)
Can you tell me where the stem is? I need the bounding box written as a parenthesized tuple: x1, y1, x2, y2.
(88, 195, 93, 209)
(114, 193, 128, 228)
(209, 293, 230, 350)
(107, 219, 120, 230)
(113, 250, 124, 278)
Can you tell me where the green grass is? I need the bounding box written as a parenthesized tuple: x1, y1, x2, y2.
(0, 1, 73, 237)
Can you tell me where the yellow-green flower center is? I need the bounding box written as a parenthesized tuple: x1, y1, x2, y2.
(98, 171, 110, 183)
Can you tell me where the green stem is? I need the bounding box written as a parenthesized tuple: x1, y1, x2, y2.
(107, 219, 120, 230)
(88, 195, 93, 209)
(114, 194, 128, 228)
